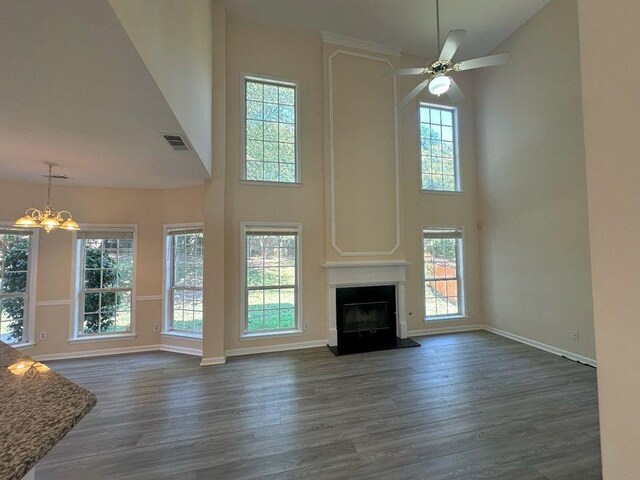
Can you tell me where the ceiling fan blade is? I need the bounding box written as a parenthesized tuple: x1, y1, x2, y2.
(439, 29, 466, 61)
(399, 79, 430, 108)
(389, 67, 428, 76)
(455, 52, 511, 71)
(447, 78, 465, 103)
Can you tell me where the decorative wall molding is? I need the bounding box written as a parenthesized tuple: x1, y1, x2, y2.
(483, 326, 597, 367)
(136, 295, 163, 302)
(36, 300, 71, 307)
(328, 49, 401, 256)
(322, 31, 402, 57)
(225, 339, 327, 357)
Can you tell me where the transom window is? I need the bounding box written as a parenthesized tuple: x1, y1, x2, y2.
(423, 227, 465, 319)
(420, 104, 460, 192)
(243, 76, 298, 183)
(0, 229, 35, 344)
(242, 224, 300, 335)
(165, 227, 203, 336)
(74, 230, 135, 336)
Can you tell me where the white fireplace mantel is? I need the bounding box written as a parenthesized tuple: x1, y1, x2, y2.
(323, 261, 409, 346)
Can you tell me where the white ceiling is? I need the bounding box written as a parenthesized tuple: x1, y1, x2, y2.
(0, 0, 209, 189)
(224, 0, 550, 61)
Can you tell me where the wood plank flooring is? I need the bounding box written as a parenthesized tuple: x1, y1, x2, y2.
(36, 332, 602, 479)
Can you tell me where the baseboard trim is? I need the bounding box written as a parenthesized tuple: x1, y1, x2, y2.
(484, 326, 597, 367)
(408, 324, 484, 337)
(225, 339, 328, 357)
(200, 356, 226, 366)
(159, 344, 202, 357)
(35, 343, 202, 361)
(35, 344, 163, 361)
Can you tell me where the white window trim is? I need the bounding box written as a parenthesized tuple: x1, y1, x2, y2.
(421, 225, 467, 322)
(240, 73, 302, 185)
(162, 222, 204, 338)
(240, 222, 303, 339)
(69, 224, 137, 341)
(418, 102, 463, 194)
(0, 222, 39, 348)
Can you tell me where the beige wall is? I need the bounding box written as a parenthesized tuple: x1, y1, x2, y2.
(0, 179, 166, 356)
(474, 0, 595, 360)
(222, 20, 327, 351)
(0, 179, 207, 357)
(109, 0, 213, 174)
(578, 0, 640, 476)
(398, 66, 484, 333)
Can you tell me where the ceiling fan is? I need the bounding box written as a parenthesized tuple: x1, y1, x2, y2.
(395, 0, 511, 108)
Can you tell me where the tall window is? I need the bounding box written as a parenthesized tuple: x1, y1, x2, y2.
(423, 227, 465, 319)
(74, 229, 135, 336)
(420, 104, 460, 192)
(165, 227, 203, 336)
(242, 224, 300, 335)
(0, 229, 36, 344)
(243, 76, 298, 184)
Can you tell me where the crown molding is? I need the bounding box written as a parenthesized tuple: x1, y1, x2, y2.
(321, 31, 402, 57)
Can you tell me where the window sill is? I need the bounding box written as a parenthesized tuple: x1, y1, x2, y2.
(241, 329, 303, 340)
(161, 331, 203, 341)
(424, 315, 468, 322)
(240, 180, 302, 188)
(68, 333, 136, 343)
(11, 342, 36, 350)
(420, 189, 464, 196)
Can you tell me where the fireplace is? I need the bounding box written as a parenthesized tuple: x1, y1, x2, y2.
(336, 285, 396, 353)
(324, 262, 419, 355)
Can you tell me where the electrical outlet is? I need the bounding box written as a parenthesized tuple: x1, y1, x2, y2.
(304, 322, 308, 330)
(571, 330, 579, 340)
(39, 331, 46, 341)
(154, 324, 160, 332)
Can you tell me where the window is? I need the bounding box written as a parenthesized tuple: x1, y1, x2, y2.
(73, 229, 135, 337)
(423, 227, 465, 319)
(164, 227, 203, 336)
(0, 229, 37, 344)
(420, 104, 460, 192)
(242, 224, 301, 336)
(243, 76, 298, 184)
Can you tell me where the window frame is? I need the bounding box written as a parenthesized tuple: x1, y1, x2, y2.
(421, 225, 466, 321)
(0, 223, 39, 348)
(418, 102, 463, 195)
(70, 224, 137, 342)
(240, 222, 303, 339)
(162, 223, 204, 339)
(241, 73, 301, 186)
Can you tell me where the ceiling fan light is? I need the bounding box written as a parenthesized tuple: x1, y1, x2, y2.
(429, 75, 452, 96)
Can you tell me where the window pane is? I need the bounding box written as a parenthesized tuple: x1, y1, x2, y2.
(420, 105, 459, 192)
(423, 229, 464, 319)
(244, 79, 297, 183)
(0, 232, 31, 344)
(168, 230, 203, 335)
(245, 230, 298, 333)
(80, 236, 133, 335)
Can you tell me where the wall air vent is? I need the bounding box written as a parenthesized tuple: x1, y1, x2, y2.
(162, 134, 190, 151)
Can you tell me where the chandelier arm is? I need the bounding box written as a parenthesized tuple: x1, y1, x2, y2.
(25, 208, 44, 220)
(56, 211, 73, 221)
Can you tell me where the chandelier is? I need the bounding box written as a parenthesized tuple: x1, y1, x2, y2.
(14, 162, 80, 233)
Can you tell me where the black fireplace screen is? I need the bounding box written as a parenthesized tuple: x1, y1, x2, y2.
(342, 301, 390, 333)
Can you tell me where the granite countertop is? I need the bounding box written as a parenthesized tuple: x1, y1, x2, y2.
(0, 342, 96, 480)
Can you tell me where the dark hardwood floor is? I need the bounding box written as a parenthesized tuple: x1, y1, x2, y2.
(37, 332, 601, 479)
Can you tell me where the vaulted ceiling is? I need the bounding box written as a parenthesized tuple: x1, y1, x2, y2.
(223, 0, 550, 61)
